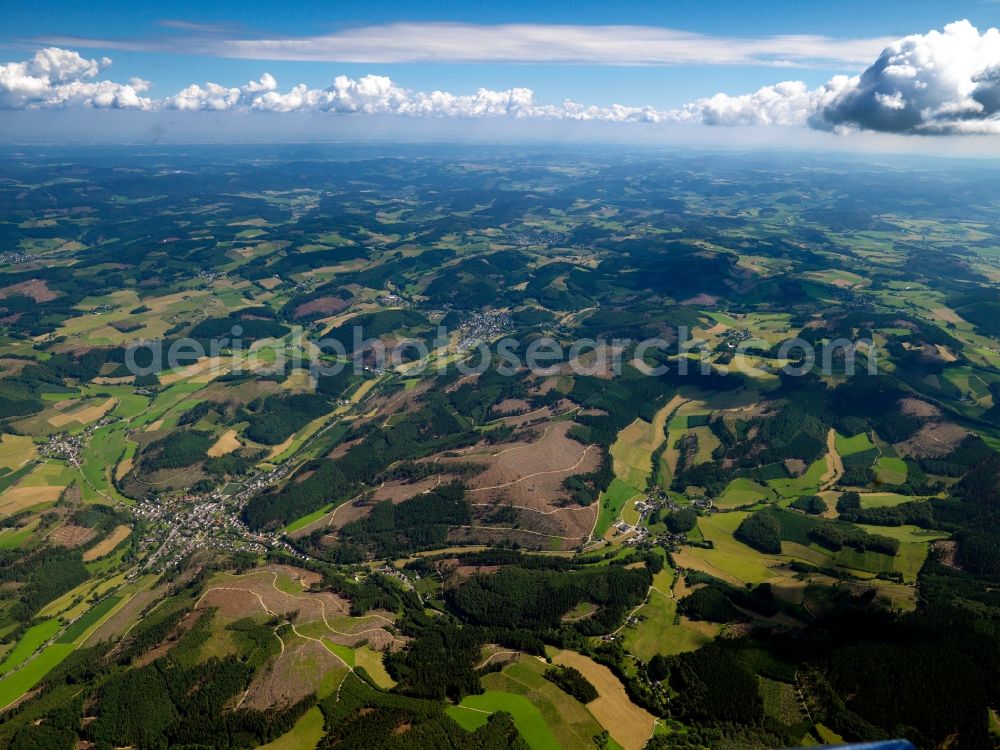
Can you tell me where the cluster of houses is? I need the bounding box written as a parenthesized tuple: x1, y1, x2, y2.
(457, 310, 512, 351)
(41, 431, 83, 465)
(376, 564, 419, 591)
(0, 250, 38, 265)
(133, 490, 302, 574)
(506, 230, 564, 247)
(721, 327, 753, 349)
(131, 462, 304, 573)
(610, 491, 713, 553)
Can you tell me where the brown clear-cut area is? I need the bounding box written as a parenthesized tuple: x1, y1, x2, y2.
(894, 420, 967, 458)
(0, 278, 59, 303)
(324, 476, 445, 533)
(48, 524, 96, 549)
(292, 295, 349, 319)
(435, 421, 600, 546)
(244, 639, 347, 710)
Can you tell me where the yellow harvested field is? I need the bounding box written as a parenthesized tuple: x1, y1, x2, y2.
(0, 434, 37, 470)
(553, 650, 655, 750)
(83, 525, 132, 561)
(268, 435, 295, 459)
(282, 370, 313, 392)
(930, 307, 963, 324)
(611, 396, 681, 489)
(257, 276, 283, 290)
(350, 378, 378, 404)
(114, 457, 133, 481)
(0, 485, 63, 514)
(159, 356, 231, 385)
(48, 397, 116, 427)
(208, 429, 241, 458)
(356, 646, 396, 689)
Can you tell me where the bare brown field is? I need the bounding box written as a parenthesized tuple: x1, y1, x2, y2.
(207, 429, 241, 457)
(327, 436, 363, 459)
(256, 276, 283, 290)
(933, 539, 959, 570)
(82, 525, 132, 561)
(672, 574, 696, 599)
(552, 650, 656, 750)
(92, 376, 135, 385)
(195, 587, 264, 620)
(49, 524, 96, 548)
(819, 429, 844, 488)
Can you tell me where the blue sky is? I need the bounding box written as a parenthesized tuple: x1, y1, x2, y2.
(2, 2, 1000, 145)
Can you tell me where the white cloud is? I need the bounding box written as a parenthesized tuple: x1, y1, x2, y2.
(6, 21, 1000, 137)
(167, 73, 277, 111)
(40, 22, 896, 69)
(673, 80, 844, 127)
(165, 71, 666, 122)
(0, 47, 151, 109)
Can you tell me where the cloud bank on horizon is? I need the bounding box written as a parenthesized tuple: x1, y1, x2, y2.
(3, 20, 1000, 135)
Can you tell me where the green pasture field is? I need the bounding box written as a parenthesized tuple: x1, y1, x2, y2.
(0, 643, 76, 709)
(835, 432, 876, 456)
(0, 620, 60, 676)
(448, 690, 562, 750)
(717, 478, 777, 509)
(594, 479, 642, 538)
(57, 596, 122, 643)
(859, 492, 917, 509)
(874, 457, 908, 484)
(257, 706, 325, 750)
(768, 458, 827, 499)
(623, 570, 708, 660)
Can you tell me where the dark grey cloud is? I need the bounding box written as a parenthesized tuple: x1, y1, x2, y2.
(813, 20, 1000, 134)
